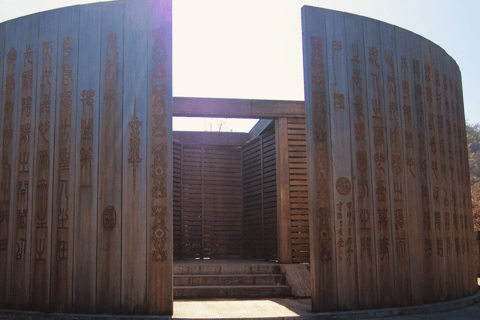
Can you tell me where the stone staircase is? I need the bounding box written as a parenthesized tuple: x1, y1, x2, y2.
(174, 262, 292, 299)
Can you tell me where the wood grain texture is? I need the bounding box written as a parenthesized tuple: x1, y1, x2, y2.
(96, 1, 124, 313)
(121, 0, 148, 314)
(326, 10, 358, 310)
(73, 3, 101, 314)
(380, 23, 412, 307)
(0, 21, 5, 308)
(363, 16, 395, 308)
(51, 6, 79, 313)
(146, 0, 173, 314)
(29, 9, 58, 312)
(276, 118, 292, 263)
(302, 6, 338, 313)
(345, 12, 378, 309)
(395, 26, 425, 305)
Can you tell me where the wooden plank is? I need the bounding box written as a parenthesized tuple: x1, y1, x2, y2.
(30, 7, 79, 308)
(0, 17, 22, 307)
(146, 0, 172, 313)
(431, 43, 455, 299)
(172, 97, 304, 118)
(325, 10, 358, 310)
(395, 26, 424, 305)
(72, 4, 101, 313)
(301, 6, 337, 312)
(380, 22, 412, 306)
(409, 32, 438, 303)
(422, 38, 447, 302)
(173, 131, 249, 146)
(9, 13, 39, 309)
(50, 6, 79, 312)
(121, 0, 147, 314)
(0, 17, 8, 309)
(363, 16, 396, 308)
(96, 1, 124, 313)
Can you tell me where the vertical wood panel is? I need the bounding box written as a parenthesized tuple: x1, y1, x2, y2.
(409, 33, 438, 303)
(0, 18, 21, 307)
(276, 118, 291, 263)
(122, 0, 147, 314)
(51, 6, 79, 312)
(363, 17, 395, 308)
(73, 3, 101, 313)
(380, 23, 412, 306)
(96, 1, 124, 313)
(395, 26, 425, 305)
(325, 10, 358, 310)
(302, 7, 337, 312)
(30, 9, 58, 311)
(146, 0, 173, 314)
(10, 13, 39, 309)
(173, 140, 182, 260)
(421, 40, 447, 301)
(0, 22, 5, 307)
(432, 45, 456, 299)
(345, 13, 377, 309)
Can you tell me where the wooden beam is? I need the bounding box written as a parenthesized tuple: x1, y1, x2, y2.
(173, 97, 305, 118)
(173, 131, 249, 146)
(276, 118, 292, 263)
(248, 119, 274, 140)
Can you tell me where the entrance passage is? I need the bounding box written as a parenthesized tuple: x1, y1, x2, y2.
(173, 116, 310, 263)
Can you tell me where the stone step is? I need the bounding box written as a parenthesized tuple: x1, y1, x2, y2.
(174, 264, 281, 275)
(174, 274, 284, 286)
(174, 285, 291, 299)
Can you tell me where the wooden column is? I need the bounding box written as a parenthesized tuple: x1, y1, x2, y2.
(276, 118, 291, 263)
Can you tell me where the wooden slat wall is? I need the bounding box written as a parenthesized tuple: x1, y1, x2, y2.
(179, 144, 242, 259)
(287, 118, 309, 263)
(180, 145, 202, 259)
(241, 130, 277, 261)
(262, 131, 277, 260)
(173, 140, 182, 260)
(203, 146, 242, 258)
(242, 136, 264, 259)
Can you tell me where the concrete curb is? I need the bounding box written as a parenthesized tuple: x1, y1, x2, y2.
(0, 288, 479, 320)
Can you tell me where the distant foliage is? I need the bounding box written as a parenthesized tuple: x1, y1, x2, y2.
(467, 122, 480, 185)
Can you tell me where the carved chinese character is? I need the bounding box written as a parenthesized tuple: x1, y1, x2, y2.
(437, 238, 443, 257)
(376, 181, 386, 202)
(354, 123, 365, 142)
(406, 158, 415, 176)
(434, 211, 441, 230)
(379, 237, 389, 260)
(358, 180, 368, 201)
(425, 64, 431, 82)
(378, 208, 388, 230)
(334, 93, 345, 109)
(404, 105, 412, 124)
(395, 209, 404, 230)
(392, 155, 402, 175)
(351, 44, 360, 63)
(373, 126, 384, 147)
(357, 151, 367, 171)
(374, 153, 385, 173)
(369, 46, 379, 67)
(354, 96, 364, 118)
(352, 69, 362, 91)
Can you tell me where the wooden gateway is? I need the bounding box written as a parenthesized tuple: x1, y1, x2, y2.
(0, 0, 477, 316)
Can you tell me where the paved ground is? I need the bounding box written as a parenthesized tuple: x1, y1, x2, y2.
(172, 298, 480, 319)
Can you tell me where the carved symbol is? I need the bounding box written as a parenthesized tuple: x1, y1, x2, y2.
(354, 123, 365, 142)
(336, 177, 351, 195)
(378, 208, 388, 230)
(80, 147, 92, 170)
(374, 153, 385, 173)
(35, 237, 46, 260)
(437, 238, 443, 257)
(372, 97, 382, 119)
(361, 237, 371, 259)
(354, 96, 364, 118)
(334, 93, 345, 109)
(21, 96, 32, 117)
(356, 151, 367, 172)
(395, 209, 404, 230)
(60, 91, 72, 112)
(373, 126, 384, 147)
(103, 206, 116, 230)
(60, 119, 71, 142)
(360, 209, 370, 230)
(36, 179, 48, 228)
(351, 44, 360, 63)
(57, 180, 68, 229)
(57, 238, 68, 259)
(81, 89, 95, 113)
(38, 122, 50, 143)
(434, 211, 441, 230)
(81, 118, 93, 140)
(20, 124, 31, 145)
(389, 102, 398, 122)
(376, 181, 386, 202)
(352, 69, 362, 91)
(2, 129, 12, 149)
(392, 154, 402, 175)
(19, 151, 29, 173)
(406, 158, 415, 177)
(379, 236, 389, 260)
(17, 209, 27, 229)
(425, 238, 433, 256)
(369, 46, 379, 67)
(390, 128, 400, 148)
(397, 238, 406, 259)
(424, 211, 431, 230)
(15, 238, 26, 259)
(358, 180, 368, 201)
(128, 98, 143, 192)
(401, 56, 408, 75)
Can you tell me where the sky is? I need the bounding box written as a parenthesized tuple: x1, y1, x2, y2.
(0, 0, 479, 132)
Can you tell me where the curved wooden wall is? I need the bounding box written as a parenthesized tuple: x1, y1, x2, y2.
(0, 0, 173, 315)
(302, 6, 477, 312)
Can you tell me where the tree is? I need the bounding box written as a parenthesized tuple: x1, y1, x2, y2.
(466, 122, 480, 185)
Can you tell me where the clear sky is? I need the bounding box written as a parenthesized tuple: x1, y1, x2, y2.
(1, 0, 479, 132)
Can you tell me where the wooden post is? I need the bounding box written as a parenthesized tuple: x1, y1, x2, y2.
(276, 118, 292, 263)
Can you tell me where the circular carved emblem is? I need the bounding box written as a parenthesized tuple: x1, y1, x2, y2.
(336, 177, 351, 195)
(103, 206, 116, 231)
